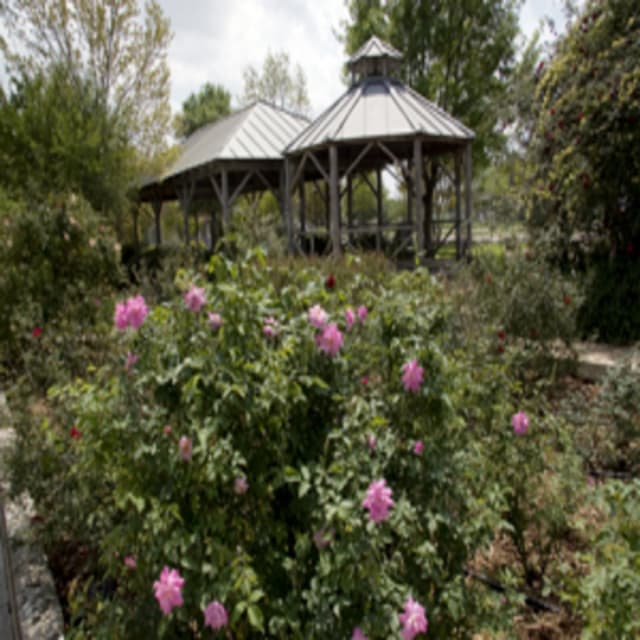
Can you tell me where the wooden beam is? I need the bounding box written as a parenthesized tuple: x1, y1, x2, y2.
(347, 174, 354, 245)
(376, 166, 383, 251)
(229, 170, 254, 206)
(209, 175, 222, 204)
(299, 180, 306, 234)
(455, 150, 462, 259)
(414, 138, 425, 258)
(309, 150, 330, 183)
(329, 144, 341, 256)
(291, 153, 308, 190)
(221, 169, 230, 228)
(464, 144, 473, 255)
(284, 159, 294, 253)
(344, 142, 373, 179)
(151, 200, 162, 246)
(177, 180, 195, 246)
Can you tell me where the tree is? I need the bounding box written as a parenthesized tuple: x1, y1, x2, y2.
(241, 51, 310, 114)
(527, 0, 640, 261)
(0, 0, 172, 159)
(175, 82, 232, 138)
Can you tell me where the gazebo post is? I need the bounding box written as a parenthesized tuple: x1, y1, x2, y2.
(298, 180, 306, 235)
(376, 166, 383, 251)
(414, 138, 425, 259)
(455, 150, 462, 259)
(221, 169, 230, 230)
(464, 144, 473, 255)
(347, 174, 354, 245)
(283, 160, 294, 253)
(329, 144, 341, 256)
(177, 181, 194, 247)
(152, 200, 162, 246)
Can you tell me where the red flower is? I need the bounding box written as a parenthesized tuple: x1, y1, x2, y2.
(485, 274, 492, 283)
(32, 327, 42, 338)
(360, 376, 369, 386)
(325, 274, 336, 290)
(497, 345, 505, 354)
(69, 425, 82, 439)
(564, 295, 571, 305)
(498, 330, 506, 341)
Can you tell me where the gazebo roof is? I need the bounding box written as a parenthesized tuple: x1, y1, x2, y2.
(153, 100, 309, 184)
(286, 75, 474, 154)
(348, 35, 402, 65)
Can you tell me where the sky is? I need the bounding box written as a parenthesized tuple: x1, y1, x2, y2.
(159, 0, 572, 118)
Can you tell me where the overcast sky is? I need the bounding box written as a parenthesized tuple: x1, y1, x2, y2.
(159, 0, 572, 117)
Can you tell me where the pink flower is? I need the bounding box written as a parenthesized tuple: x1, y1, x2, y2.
(153, 566, 184, 616)
(114, 301, 129, 330)
(125, 351, 138, 371)
(124, 555, 137, 570)
(308, 304, 328, 329)
(362, 479, 394, 523)
(352, 627, 369, 640)
(234, 476, 249, 494)
(315, 322, 344, 357)
(32, 326, 42, 338)
(402, 359, 424, 393)
(184, 285, 206, 312)
(203, 600, 228, 630)
(361, 376, 369, 386)
(413, 440, 424, 455)
(512, 411, 529, 436)
(345, 307, 355, 331)
(164, 425, 172, 435)
(357, 305, 368, 323)
(179, 436, 193, 461)
(126, 295, 149, 330)
(312, 528, 334, 549)
(208, 312, 223, 331)
(263, 316, 278, 338)
(367, 434, 377, 450)
(69, 425, 81, 440)
(399, 597, 428, 640)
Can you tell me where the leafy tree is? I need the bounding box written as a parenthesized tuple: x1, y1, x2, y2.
(0, 0, 172, 159)
(527, 0, 640, 261)
(174, 82, 231, 138)
(241, 51, 310, 114)
(0, 65, 133, 216)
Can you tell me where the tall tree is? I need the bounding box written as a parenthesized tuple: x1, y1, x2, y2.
(241, 51, 310, 114)
(175, 82, 232, 138)
(0, 0, 172, 158)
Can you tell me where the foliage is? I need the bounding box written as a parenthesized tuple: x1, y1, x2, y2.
(10, 251, 531, 638)
(241, 51, 310, 115)
(174, 82, 232, 139)
(0, 0, 173, 160)
(0, 65, 133, 218)
(0, 191, 122, 389)
(527, 0, 640, 261)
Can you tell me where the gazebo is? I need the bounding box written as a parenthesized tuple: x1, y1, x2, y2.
(283, 36, 474, 259)
(139, 36, 475, 261)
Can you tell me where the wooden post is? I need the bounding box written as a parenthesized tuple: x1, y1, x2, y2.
(455, 151, 462, 259)
(210, 204, 218, 251)
(178, 182, 194, 247)
(414, 138, 425, 259)
(464, 144, 473, 255)
(221, 169, 230, 230)
(283, 160, 294, 253)
(329, 145, 341, 256)
(152, 200, 162, 246)
(376, 166, 383, 251)
(347, 174, 353, 245)
(406, 159, 413, 224)
(298, 180, 306, 234)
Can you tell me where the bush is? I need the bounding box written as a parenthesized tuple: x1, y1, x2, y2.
(16, 250, 515, 638)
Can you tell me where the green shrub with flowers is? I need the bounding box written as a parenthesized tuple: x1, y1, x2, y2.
(17, 249, 546, 639)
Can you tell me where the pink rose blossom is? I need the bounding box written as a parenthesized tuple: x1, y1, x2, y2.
(114, 302, 128, 330)
(367, 434, 377, 450)
(125, 351, 138, 371)
(184, 285, 206, 312)
(399, 597, 428, 640)
(204, 600, 228, 630)
(352, 627, 369, 640)
(208, 312, 223, 331)
(315, 322, 344, 357)
(179, 436, 193, 461)
(263, 316, 278, 339)
(153, 566, 184, 615)
(164, 425, 172, 435)
(362, 479, 394, 523)
(413, 440, 424, 455)
(345, 307, 355, 331)
(124, 555, 137, 570)
(360, 376, 369, 386)
(308, 304, 328, 329)
(357, 305, 368, 323)
(126, 295, 149, 330)
(234, 476, 249, 494)
(512, 411, 529, 436)
(402, 359, 424, 393)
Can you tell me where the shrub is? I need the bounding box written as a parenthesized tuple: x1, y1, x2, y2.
(21, 250, 510, 638)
